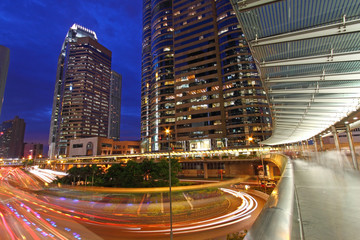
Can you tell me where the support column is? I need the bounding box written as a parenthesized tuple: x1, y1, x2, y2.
(345, 124, 359, 170)
(331, 126, 340, 152)
(313, 137, 318, 153)
(301, 141, 305, 152)
(319, 136, 324, 151)
(203, 162, 208, 179)
(225, 162, 231, 178)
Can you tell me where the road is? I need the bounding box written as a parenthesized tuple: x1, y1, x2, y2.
(0, 167, 266, 239)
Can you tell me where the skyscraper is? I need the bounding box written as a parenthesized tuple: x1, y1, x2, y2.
(108, 70, 122, 140)
(0, 45, 9, 117)
(0, 116, 25, 159)
(24, 143, 43, 159)
(141, 0, 271, 152)
(49, 24, 112, 158)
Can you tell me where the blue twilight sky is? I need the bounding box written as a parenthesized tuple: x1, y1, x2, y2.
(0, 0, 143, 150)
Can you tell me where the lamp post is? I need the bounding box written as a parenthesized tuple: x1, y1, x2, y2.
(165, 128, 173, 240)
(259, 143, 267, 192)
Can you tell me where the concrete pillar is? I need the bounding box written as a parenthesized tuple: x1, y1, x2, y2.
(313, 137, 318, 153)
(301, 141, 305, 152)
(225, 162, 231, 178)
(331, 126, 340, 152)
(268, 164, 274, 180)
(319, 136, 324, 151)
(203, 162, 208, 179)
(345, 124, 359, 170)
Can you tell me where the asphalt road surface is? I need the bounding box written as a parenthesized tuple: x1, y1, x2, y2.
(0, 167, 266, 240)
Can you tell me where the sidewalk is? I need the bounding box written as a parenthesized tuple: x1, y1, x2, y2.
(293, 159, 360, 240)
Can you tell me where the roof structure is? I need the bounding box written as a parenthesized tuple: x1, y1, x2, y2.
(230, 0, 360, 145)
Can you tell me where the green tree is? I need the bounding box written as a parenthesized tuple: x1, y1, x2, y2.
(122, 160, 143, 187)
(104, 163, 125, 187)
(152, 158, 181, 187)
(67, 167, 82, 185)
(140, 159, 158, 187)
(89, 165, 104, 186)
(226, 230, 247, 240)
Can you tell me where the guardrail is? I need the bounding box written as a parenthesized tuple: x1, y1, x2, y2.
(245, 154, 303, 240)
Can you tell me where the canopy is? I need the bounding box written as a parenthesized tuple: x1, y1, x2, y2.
(231, 0, 360, 145)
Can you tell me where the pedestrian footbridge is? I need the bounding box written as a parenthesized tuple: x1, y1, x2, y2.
(230, 0, 360, 239)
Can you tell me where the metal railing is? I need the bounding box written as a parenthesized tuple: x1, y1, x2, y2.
(245, 154, 303, 240)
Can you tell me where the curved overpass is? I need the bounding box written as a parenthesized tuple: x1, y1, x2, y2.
(230, 0, 360, 239)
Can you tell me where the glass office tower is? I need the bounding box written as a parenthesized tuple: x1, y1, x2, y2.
(0, 45, 9, 117)
(49, 24, 112, 158)
(141, 0, 271, 152)
(0, 116, 26, 159)
(108, 70, 122, 140)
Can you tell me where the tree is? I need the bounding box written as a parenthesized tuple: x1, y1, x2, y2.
(104, 164, 125, 187)
(89, 165, 103, 186)
(152, 158, 181, 187)
(226, 230, 247, 240)
(122, 160, 143, 187)
(53, 159, 182, 188)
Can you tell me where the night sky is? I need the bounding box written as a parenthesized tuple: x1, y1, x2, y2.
(0, 0, 143, 152)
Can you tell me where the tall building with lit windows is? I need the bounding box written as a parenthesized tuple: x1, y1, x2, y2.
(141, 0, 272, 152)
(108, 70, 122, 140)
(0, 116, 25, 159)
(48, 24, 112, 158)
(0, 45, 9, 117)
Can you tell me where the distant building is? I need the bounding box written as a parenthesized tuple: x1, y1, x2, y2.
(108, 71, 122, 140)
(0, 116, 25, 159)
(48, 24, 112, 158)
(0, 45, 10, 117)
(24, 143, 43, 159)
(68, 137, 140, 157)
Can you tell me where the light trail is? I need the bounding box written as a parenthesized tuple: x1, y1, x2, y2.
(0, 167, 261, 239)
(137, 189, 258, 234)
(28, 166, 67, 184)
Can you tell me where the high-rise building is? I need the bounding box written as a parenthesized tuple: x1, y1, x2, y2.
(141, 0, 272, 152)
(0, 45, 9, 117)
(24, 143, 43, 159)
(108, 70, 122, 140)
(0, 116, 25, 159)
(48, 24, 112, 158)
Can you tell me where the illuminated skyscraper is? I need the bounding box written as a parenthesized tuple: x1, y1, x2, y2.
(49, 24, 112, 158)
(141, 0, 271, 152)
(108, 70, 122, 140)
(0, 45, 9, 117)
(0, 116, 25, 159)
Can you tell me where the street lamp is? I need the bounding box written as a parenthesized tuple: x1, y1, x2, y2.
(165, 128, 173, 240)
(259, 144, 267, 192)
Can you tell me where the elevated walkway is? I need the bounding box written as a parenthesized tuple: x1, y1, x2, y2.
(246, 152, 360, 240)
(293, 157, 360, 240)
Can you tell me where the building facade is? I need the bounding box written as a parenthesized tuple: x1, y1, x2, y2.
(68, 137, 140, 157)
(24, 143, 44, 159)
(0, 45, 9, 117)
(0, 116, 26, 159)
(141, 0, 271, 152)
(49, 24, 112, 158)
(108, 70, 122, 140)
